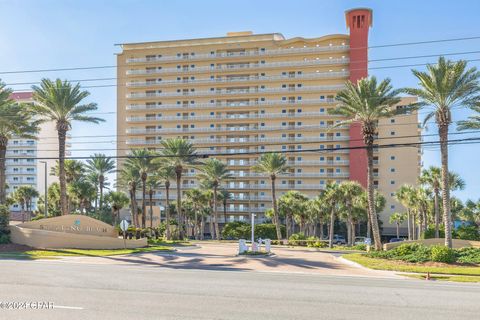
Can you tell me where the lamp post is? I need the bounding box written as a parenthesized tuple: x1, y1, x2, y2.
(39, 161, 47, 218)
(251, 213, 256, 244)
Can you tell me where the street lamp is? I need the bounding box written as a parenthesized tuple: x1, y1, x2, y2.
(39, 161, 47, 218)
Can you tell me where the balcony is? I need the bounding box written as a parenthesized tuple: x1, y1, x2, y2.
(126, 112, 342, 123)
(126, 84, 345, 99)
(125, 45, 350, 64)
(126, 124, 349, 135)
(126, 58, 350, 76)
(125, 71, 349, 88)
(126, 98, 336, 111)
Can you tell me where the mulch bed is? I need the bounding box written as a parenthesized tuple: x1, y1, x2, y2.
(0, 243, 35, 253)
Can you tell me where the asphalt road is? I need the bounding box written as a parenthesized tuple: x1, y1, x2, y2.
(0, 260, 479, 320)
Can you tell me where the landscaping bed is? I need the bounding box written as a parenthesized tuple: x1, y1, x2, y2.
(0, 243, 173, 259)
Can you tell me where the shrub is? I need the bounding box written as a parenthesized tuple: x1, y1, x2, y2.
(308, 238, 328, 248)
(221, 221, 250, 240)
(368, 243, 432, 263)
(454, 225, 480, 241)
(422, 227, 445, 239)
(430, 245, 456, 263)
(456, 247, 480, 264)
(351, 244, 367, 251)
(288, 232, 307, 246)
(255, 224, 285, 240)
(0, 205, 9, 233)
(31, 215, 46, 221)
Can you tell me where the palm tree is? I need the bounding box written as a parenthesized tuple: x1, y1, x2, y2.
(124, 149, 155, 228)
(395, 184, 417, 240)
(279, 191, 309, 238)
(218, 189, 231, 230)
(323, 183, 343, 248)
(118, 166, 141, 227)
(252, 153, 289, 241)
(85, 154, 115, 212)
(32, 79, 104, 215)
(418, 167, 442, 238)
(338, 181, 364, 246)
(198, 158, 232, 240)
(155, 164, 176, 239)
(331, 76, 402, 250)
(160, 138, 199, 239)
(68, 180, 95, 214)
(12, 186, 39, 222)
(0, 82, 39, 204)
(146, 175, 162, 228)
(184, 188, 207, 239)
(404, 57, 480, 248)
(419, 166, 466, 238)
(105, 191, 130, 226)
(458, 101, 480, 129)
(389, 212, 406, 238)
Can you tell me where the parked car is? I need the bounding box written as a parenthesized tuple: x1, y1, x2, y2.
(389, 237, 404, 243)
(332, 234, 346, 245)
(354, 236, 367, 245)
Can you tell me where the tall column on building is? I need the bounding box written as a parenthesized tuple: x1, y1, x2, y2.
(345, 8, 372, 188)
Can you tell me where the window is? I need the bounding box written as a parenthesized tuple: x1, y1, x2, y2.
(390, 168, 396, 172)
(390, 131, 396, 136)
(390, 180, 395, 185)
(390, 119, 395, 123)
(390, 205, 396, 210)
(390, 156, 396, 160)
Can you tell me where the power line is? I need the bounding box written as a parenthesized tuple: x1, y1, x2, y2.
(4, 136, 479, 160)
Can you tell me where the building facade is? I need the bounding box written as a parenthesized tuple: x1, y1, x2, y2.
(116, 8, 420, 235)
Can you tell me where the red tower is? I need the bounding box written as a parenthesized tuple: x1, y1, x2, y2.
(345, 8, 373, 188)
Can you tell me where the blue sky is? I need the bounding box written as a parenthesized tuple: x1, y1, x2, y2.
(0, 0, 479, 201)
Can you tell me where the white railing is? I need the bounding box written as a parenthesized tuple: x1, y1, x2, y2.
(126, 112, 339, 122)
(125, 45, 349, 63)
(126, 58, 350, 75)
(126, 71, 349, 87)
(126, 124, 349, 135)
(126, 84, 344, 99)
(126, 98, 336, 111)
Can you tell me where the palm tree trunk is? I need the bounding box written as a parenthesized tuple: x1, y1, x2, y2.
(141, 177, 146, 229)
(149, 192, 153, 229)
(99, 176, 104, 211)
(175, 170, 184, 239)
(223, 200, 227, 233)
(347, 203, 353, 246)
(439, 124, 452, 248)
(213, 185, 220, 240)
(0, 138, 7, 204)
(366, 145, 382, 250)
(351, 221, 356, 242)
(407, 209, 411, 240)
(328, 208, 335, 248)
(434, 189, 440, 238)
(319, 222, 324, 240)
(165, 183, 171, 240)
(58, 128, 68, 215)
(396, 223, 400, 238)
(270, 176, 282, 241)
(286, 212, 291, 239)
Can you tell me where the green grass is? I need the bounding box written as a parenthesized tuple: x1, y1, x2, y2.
(0, 245, 172, 260)
(402, 273, 480, 283)
(343, 253, 480, 276)
(147, 239, 191, 246)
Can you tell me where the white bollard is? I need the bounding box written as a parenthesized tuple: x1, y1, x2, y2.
(239, 239, 247, 254)
(251, 242, 258, 252)
(264, 239, 271, 253)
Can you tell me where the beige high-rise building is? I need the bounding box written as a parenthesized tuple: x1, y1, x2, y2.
(116, 8, 420, 236)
